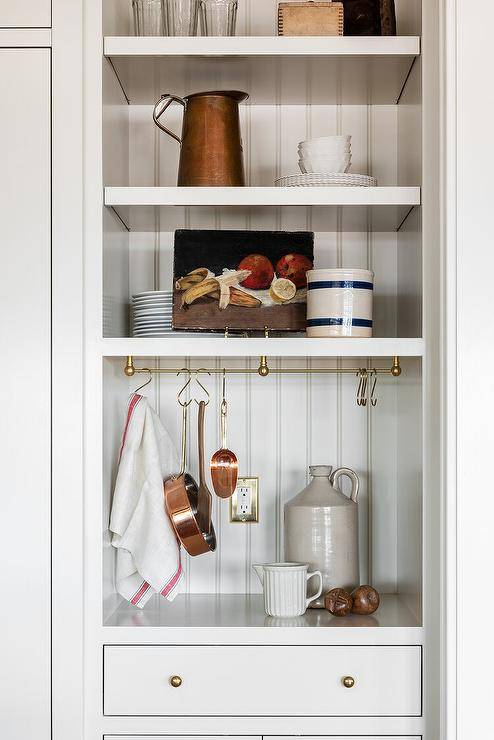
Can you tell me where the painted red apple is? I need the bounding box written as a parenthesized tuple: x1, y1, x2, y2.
(238, 254, 275, 289)
(275, 253, 313, 288)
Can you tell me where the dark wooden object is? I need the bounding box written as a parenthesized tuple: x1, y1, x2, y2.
(341, 0, 396, 36)
(351, 584, 380, 614)
(324, 588, 354, 616)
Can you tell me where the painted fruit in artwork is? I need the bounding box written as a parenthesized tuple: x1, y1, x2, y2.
(275, 253, 313, 288)
(238, 254, 275, 289)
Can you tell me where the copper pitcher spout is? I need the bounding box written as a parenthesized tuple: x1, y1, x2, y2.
(153, 89, 249, 187)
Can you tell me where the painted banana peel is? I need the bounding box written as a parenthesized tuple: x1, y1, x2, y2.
(177, 268, 261, 310)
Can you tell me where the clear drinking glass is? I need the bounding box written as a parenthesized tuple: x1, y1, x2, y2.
(132, 0, 167, 35)
(166, 0, 200, 35)
(200, 0, 237, 36)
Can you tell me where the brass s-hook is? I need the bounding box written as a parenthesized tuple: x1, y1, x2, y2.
(194, 369, 211, 406)
(370, 369, 378, 407)
(177, 369, 193, 407)
(132, 368, 152, 395)
(356, 369, 368, 407)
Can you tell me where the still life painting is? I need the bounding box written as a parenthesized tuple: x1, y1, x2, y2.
(172, 229, 314, 332)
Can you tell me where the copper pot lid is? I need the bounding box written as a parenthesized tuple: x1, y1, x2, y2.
(183, 90, 249, 103)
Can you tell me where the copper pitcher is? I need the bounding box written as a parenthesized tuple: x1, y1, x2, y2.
(153, 90, 248, 186)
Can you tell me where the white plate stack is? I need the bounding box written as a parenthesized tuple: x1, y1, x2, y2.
(275, 173, 377, 187)
(298, 135, 352, 175)
(131, 291, 173, 336)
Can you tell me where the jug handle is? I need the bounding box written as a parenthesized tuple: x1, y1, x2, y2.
(153, 94, 186, 145)
(330, 467, 359, 503)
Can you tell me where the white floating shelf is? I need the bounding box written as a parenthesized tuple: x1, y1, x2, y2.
(100, 337, 425, 359)
(104, 35, 420, 105)
(105, 186, 420, 207)
(104, 35, 420, 58)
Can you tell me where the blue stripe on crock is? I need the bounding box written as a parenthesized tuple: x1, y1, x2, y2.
(307, 280, 374, 290)
(307, 318, 373, 328)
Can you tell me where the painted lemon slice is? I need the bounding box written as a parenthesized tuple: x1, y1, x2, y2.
(269, 278, 297, 304)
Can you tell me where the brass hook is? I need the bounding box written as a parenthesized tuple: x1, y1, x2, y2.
(221, 369, 228, 416)
(356, 369, 368, 407)
(132, 368, 152, 395)
(177, 369, 193, 408)
(194, 369, 211, 406)
(370, 369, 378, 407)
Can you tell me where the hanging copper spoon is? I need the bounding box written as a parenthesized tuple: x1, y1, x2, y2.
(210, 371, 238, 498)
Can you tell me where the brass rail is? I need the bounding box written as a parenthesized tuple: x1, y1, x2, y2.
(124, 355, 402, 379)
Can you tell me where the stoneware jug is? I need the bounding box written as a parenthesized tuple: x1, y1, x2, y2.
(253, 563, 323, 617)
(284, 465, 359, 607)
(152, 90, 248, 186)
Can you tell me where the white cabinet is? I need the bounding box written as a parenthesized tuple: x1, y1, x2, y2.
(0, 49, 50, 739)
(0, 0, 51, 27)
(104, 645, 422, 717)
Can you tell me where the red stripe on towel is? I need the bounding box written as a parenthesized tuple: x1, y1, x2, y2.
(131, 580, 150, 605)
(118, 393, 142, 462)
(160, 561, 183, 598)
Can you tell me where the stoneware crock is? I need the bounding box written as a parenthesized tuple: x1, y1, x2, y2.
(284, 465, 360, 607)
(306, 268, 374, 337)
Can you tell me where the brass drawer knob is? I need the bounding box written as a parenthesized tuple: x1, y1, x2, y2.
(170, 675, 183, 688)
(342, 675, 355, 688)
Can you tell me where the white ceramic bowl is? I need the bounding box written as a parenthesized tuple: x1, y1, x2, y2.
(298, 135, 351, 148)
(299, 155, 351, 174)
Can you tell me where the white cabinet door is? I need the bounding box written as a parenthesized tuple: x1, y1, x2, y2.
(0, 49, 51, 739)
(0, 0, 51, 27)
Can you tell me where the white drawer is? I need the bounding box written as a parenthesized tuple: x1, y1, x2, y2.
(103, 645, 422, 717)
(105, 737, 260, 740)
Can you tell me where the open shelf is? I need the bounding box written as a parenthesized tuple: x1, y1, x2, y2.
(105, 186, 420, 207)
(104, 35, 420, 105)
(99, 337, 425, 358)
(105, 187, 420, 231)
(104, 593, 421, 631)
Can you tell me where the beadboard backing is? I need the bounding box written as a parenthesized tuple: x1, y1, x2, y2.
(102, 355, 422, 615)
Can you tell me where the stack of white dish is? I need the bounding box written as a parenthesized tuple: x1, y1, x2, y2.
(275, 173, 377, 187)
(132, 290, 173, 336)
(298, 135, 351, 175)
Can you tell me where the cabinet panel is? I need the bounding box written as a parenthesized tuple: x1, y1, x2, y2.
(0, 49, 50, 739)
(104, 645, 422, 717)
(0, 0, 51, 27)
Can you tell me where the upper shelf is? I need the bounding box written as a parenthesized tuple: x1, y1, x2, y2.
(104, 35, 420, 105)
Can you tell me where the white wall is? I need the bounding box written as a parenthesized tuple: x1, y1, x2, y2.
(455, 0, 494, 738)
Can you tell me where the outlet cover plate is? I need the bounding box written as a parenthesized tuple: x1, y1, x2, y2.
(230, 477, 259, 523)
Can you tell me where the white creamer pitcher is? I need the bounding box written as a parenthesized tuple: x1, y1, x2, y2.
(253, 562, 322, 617)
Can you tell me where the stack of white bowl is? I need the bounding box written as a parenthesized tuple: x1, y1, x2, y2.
(298, 135, 351, 174)
(132, 290, 173, 336)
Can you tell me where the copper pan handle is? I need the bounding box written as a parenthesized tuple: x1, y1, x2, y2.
(153, 94, 186, 144)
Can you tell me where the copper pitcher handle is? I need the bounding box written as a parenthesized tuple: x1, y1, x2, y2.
(153, 94, 186, 145)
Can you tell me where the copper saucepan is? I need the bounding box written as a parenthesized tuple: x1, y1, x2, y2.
(164, 394, 216, 556)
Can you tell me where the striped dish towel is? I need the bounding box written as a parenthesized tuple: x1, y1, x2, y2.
(110, 393, 184, 608)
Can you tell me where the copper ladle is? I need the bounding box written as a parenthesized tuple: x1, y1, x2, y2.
(210, 371, 238, 498)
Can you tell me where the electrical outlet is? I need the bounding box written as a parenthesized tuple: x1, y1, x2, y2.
(229, 477, 259, 523)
